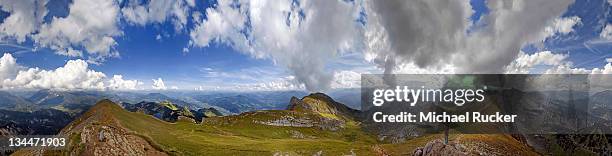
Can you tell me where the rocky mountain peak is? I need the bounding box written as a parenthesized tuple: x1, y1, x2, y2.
(16, 99, 168, 155)
(287, 93, 359, 120)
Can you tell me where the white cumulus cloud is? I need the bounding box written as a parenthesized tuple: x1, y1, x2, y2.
(0, 53, 22, 82)
(364, 0, 575, 75)
(0, 53, 140, 90)
(108, 75, 143, 90)
(152, 78, 167, 90)
(539, 16, 581, 41)
(331, 70, 362, 89)
(590, 63, 612, 74)
(189, 0, 250, 52)
(503, 51, 612, 75)
(121, 0, 193, 30)
(189, 0, 363, 91)
(0, 0, 48, 43)
(600, 24, 612, 40)
(33, 0, 121, 60)
(505, 51, 569, 74)
(2, 58, 107, 90)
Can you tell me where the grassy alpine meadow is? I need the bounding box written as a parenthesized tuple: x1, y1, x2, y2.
(107, 102, 379, 155)
(10, 100, 541, 156)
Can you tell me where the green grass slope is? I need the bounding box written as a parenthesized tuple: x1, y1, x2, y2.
(113, 105, 378, 155)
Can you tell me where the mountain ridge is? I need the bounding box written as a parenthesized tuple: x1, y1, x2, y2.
(11, 93, 543, 155)
(12, 99, 167, 155)
(0, 91, 35, 111)
(287, 92, 360, 121)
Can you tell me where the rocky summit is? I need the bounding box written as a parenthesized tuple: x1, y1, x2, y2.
(287, 92, 360, 120)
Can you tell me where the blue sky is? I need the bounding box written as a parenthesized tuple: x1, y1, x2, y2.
(1, 0, 293, 90)
(542, 0, 612, 67)
(0, 0, 611, 91)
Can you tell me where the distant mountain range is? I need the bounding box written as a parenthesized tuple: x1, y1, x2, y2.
(197, 94, 272, 113)
(192, 91, 309, 114)
(0, 89, 354, 115)
(0, 91, 35, 111)
(0, 109, 72, 135)
(121, 101, 222, 123)
(0, 90, 310, 137)
(137, 93, 203, 109)
(27, 89, 106, 115)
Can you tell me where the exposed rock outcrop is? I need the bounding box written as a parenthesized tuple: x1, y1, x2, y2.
(412, 139, 467, 156)
(75, 124, 166, 156)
